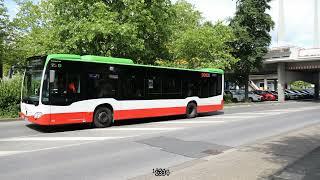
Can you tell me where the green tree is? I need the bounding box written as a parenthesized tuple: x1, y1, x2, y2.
(230, 0, 274, 100)
(9, 0, 237, 72)
(10, 0, 174, 65)
(158, 22, 238, 70)
(169, 0, 202, 37)
(290, 81, 312, 90)
(0, 0, 8, 78)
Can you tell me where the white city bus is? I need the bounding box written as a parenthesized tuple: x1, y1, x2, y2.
(20, 54, 224, 128)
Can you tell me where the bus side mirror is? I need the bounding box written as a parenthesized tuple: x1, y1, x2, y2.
(49, 70, 55, 83)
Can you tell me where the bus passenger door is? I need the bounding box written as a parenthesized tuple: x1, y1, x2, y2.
(49, 65, 85, 125)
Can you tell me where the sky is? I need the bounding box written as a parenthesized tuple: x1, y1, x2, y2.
(3, 0, 318, 48)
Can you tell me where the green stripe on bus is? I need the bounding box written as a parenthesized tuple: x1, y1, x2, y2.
(45, 54, 224, 74)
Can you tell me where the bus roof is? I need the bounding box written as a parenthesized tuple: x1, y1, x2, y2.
(46, 54, 224, 74)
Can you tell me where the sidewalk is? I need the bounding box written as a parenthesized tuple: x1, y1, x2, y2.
(132, 123, 320, 180)
(224, 100, 298, 109)
(271, 146, 320, 180)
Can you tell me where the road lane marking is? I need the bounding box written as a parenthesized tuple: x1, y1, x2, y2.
(201, 116, 256, 118)
(156, 120, 225, 124)
(0, 136, 131, 141)
(199, 115, 259, 119)
(0, 141, 105, 157)
(95, 127, 183, 131)
(0, 151, 26, 156)
(233, 112, 282, 115)
(269, 109, 301, 112)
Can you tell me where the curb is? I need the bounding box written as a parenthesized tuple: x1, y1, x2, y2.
(224, 101, 282, 108)
(0, 118, 23, 122)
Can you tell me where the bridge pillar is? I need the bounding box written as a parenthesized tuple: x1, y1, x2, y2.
(264, 78, 268, 90)
(277, 63, 286, 102)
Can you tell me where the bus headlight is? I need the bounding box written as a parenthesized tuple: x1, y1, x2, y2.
(34, 112, 43, 119)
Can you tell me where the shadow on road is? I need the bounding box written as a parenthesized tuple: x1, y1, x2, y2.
(241, 127, 320, 179)
(25, 111, 224, 133)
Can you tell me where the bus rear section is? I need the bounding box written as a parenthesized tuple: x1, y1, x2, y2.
(21, 54, 224, 127)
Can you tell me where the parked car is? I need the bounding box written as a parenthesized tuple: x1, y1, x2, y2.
(231, 90, 262, 102)
(295, 90, 310, 99)
(285, 90, 299, 100)
(284, 91, 291, 100)
(298, 90, 314, 99)
(304, 89, 315, 96)
(253, 90, 277, 101)
(291, 90, 307, 99)
(248, 92, 263, 102)
(268, 91, 278, 100)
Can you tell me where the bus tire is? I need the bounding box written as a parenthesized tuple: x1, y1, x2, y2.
(93, 107, 113, 128)
(186, 102, 198, 118)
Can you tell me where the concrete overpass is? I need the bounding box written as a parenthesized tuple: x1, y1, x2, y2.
(250, 46, 320, 102)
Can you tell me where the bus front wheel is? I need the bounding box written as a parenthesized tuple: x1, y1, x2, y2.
(93, 107, 113, 128)
(186, 102, 198, 118)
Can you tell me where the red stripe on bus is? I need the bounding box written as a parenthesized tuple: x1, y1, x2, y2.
(21, 103, 223, 125)
(114, 107, 186, 120)
(197, 104, 223, 113)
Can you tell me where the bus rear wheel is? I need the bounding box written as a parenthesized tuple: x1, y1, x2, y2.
(186, 102, 198, 118)
(93, 107, 113, 128)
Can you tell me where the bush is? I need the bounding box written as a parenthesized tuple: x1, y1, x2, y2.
(223, 94, 233, 104)
(0, 75, 22, 118)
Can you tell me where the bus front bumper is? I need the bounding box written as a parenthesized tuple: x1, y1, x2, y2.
(19, 112, 51, 125)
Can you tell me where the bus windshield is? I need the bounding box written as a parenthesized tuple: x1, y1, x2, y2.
(22, 69, 43, 105)
(21, 57, 46, 105)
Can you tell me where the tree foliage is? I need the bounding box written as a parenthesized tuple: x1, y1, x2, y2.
(157, 22, 238, 69)
(230, 0, 274, 74)
(9, 0, 174, 65)
(290, 81, 312, 90)
(0, 0, 258, 76)
(169, 0, 201, 37)
(156, 0, 238, 70)
(229, 0, 274, 98)
(0, 0, 8, 78)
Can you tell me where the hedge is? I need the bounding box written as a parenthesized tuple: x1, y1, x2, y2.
(0, 75, 22, 118)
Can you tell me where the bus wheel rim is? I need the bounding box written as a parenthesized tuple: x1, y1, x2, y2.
(98, 112, 109, 123)
(188, 106, 194, 114)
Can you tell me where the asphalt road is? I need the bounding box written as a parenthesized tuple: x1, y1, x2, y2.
(0, 101, 320, 180)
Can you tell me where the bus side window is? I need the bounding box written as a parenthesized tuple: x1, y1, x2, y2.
(209, 76, 217, 97)
(87, 73, 98, 99)
(117, 66, 145, 100)
(95, 74, 116, 98)
(66, 74, 81, 94)
(162, 78, 181, 95)
(217, 74, 222, 95)
(199, 79, 209, 98)
(187, 82, 194, 97)
(209, 73, 222, 97)
(147, 77, 162, 96)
